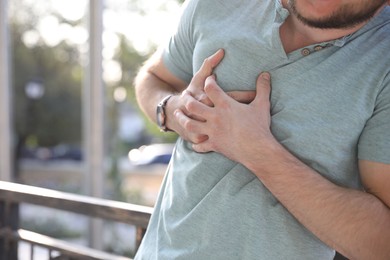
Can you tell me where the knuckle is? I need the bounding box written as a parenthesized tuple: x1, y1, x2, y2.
(185, 99, 196, 112)
(219, 99, 230, 110)
(183, 120, 195, 131)
(204, 81, 212, 91)
(186, 99, 195, 109)
(181, 89, 192, 98)
(202, 57, 212, 67)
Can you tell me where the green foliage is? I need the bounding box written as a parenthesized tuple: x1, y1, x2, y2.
(11, 21, 83, 147)
(21, 216, 82, 239)
(114, 34, 149, 102)
(10, 0, 181, 152)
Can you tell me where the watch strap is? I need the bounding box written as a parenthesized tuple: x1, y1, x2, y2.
(156, 94, 173, 132)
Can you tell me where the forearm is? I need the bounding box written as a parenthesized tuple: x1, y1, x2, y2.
(134, 51, 185, 125)
(135, 68, 176, 124)
(244, 140, 390, 259)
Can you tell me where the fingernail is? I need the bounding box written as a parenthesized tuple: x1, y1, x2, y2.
(261, 72, 270, 80)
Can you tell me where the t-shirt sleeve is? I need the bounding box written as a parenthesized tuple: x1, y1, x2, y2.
(358, 75, 390, 164)
(162, 0, 199, 84)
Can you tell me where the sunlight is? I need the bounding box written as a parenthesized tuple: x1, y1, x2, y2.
(52, 0, 87, 21)
(17, 0, 182, 87)
(18, 0, 181, 52)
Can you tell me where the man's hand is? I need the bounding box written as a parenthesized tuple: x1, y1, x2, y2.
(167, 49, 256, 144)
(175, 70, 274, 162)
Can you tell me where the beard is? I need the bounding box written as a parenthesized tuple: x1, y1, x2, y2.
(288, 0, 387, 29)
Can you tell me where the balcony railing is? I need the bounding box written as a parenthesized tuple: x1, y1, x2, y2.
(0, 180, 349, 260)
(0, 181, 152, 260)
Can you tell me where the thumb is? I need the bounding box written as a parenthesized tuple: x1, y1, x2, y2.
(253, 72, 271, 105)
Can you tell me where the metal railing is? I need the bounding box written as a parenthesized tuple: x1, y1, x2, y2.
(0, 181, 152, 260)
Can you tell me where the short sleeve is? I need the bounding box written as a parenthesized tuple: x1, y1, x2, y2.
(358, 75, 390, 164)
(162, 0, 200, 84)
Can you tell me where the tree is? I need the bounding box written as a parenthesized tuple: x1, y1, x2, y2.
(10, 0, 182, 161)
(11, 21, 83, 149)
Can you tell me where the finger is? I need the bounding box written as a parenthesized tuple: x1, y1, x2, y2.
(197, 93, 213, 106)
(185, 96, 212, 118)
(188, 132, 209, 145)
(204, 75, 230, 107)
(227, 90, 256, 104)
(174, 109, 205, 136)
(189, 49, 225, 105)
(253, 72, 271, 105)
(196, 49, 225, 79)
(192, 141, 213, 153)
(181, 92, 209, 121)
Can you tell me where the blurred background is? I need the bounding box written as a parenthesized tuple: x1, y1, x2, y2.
(1, 0, 184, 258)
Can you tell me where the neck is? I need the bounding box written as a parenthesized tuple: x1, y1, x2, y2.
(279, 0, 386, 53)
(280, 15, 364, 53)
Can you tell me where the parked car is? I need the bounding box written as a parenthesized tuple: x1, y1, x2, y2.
(20, 144, 82, 161)
(128, 143, 175, 166)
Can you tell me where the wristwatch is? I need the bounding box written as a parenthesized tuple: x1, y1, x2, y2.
(156, 94, 173, 132)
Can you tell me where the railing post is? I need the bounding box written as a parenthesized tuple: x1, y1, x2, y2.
(135, 227, 147, 252)
(0, 0, 13, 182)
(84, 0, 104, 250)
(0, 200, 5, 259)
(0, 200, 19, 260)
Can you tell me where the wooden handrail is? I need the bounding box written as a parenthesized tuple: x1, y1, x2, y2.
(0, 181, 348, 260)
(0, 181, 153, 259)
(0, 181, 153, 228)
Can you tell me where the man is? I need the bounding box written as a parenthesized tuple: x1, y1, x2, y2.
(134, 0, 390, 259)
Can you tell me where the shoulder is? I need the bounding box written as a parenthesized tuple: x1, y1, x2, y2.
(369, 6, 390, 39)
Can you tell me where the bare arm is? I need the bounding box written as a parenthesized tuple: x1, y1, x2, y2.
(251, 147, 390, 260)
(134, 50, 187, 125)
(178, 72, 390, 259)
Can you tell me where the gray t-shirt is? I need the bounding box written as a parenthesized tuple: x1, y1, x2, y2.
(135, 0, 390, 259)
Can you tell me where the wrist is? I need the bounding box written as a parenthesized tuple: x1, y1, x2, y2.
(156, 94, 173, 132)
(245, 138, 295, 178)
